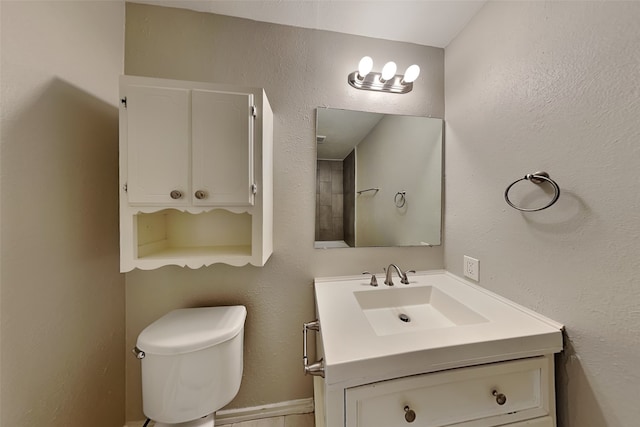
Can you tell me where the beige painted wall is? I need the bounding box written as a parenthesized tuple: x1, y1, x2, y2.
(444, 1, 640, 426)
(0, 1, 125, 426)
(124, 3, 444, 421)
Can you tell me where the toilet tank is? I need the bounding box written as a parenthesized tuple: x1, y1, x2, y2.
(137, 306, 247, 424)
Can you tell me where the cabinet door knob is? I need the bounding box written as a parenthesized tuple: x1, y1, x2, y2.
(492, 389, 507, 405)
(403, 406, 416, 423)
(194, 190, 207, 200)
(170, 190, 183, 199)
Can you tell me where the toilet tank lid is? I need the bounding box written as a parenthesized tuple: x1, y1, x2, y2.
(137, 306, 247, 355)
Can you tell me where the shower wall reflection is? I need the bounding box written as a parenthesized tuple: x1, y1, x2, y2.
(315, 152, 355, 246)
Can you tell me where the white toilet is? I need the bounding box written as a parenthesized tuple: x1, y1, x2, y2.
(136, 306, 247, 427)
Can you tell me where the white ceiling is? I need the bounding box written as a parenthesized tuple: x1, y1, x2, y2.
(317, 108, 384, 160)
(132, 0, 486, 48)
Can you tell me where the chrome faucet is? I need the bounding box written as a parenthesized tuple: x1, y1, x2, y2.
(384, 264, 415, 286)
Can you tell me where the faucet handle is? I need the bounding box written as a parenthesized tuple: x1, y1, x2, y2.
(401, 269, 416, 285)
(362, 271, 378, 287)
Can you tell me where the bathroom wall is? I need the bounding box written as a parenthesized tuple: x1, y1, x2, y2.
(445, 2, 640, 426)
(0, 1, 125, 426)
(124, 3, 444, 421)
(356, 116, 442, 247)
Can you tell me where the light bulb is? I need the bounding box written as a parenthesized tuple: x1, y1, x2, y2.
(403, 64, 421, 83)
(358, 56, 373, 79)
(381, 61, 397, 81)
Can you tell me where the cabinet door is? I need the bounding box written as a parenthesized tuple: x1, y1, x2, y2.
(125, 85, 190, 205)
(191, 90, 254, 206)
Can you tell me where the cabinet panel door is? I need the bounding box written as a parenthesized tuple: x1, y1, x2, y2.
(126, 85, 190, 205)
(192, 90, 254, 206)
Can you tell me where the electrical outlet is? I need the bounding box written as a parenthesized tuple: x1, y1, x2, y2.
(464, 256, 479, 281)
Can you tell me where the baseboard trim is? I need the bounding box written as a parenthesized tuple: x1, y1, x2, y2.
(216, 398, 314, 424)
(125, 398, 314, 427)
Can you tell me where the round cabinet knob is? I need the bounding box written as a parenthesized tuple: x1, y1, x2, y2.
(170, 190, 183, 200)
(404, 406, 416, 423)
(492, 389, 507, 405)
(194, 190, 207, 200)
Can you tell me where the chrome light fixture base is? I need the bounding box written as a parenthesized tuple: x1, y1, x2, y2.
(347, 71, 414, 94)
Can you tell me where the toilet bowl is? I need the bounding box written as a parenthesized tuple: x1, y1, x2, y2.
(136, 306, 247, 426)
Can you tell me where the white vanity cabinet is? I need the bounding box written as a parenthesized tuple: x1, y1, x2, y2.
(119, 75, 273, 271)
(311, 272, 564, 427)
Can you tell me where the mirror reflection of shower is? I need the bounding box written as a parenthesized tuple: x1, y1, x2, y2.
(315, 151, 355, 248)
(315, 108, 443, 249)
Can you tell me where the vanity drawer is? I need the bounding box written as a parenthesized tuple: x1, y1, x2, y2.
(504, 416, 554, 427)
(345, 357, 552, 427)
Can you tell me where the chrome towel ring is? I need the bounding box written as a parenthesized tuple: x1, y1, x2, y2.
(394, 191, 407, 208)
(504, 171, 560, 212)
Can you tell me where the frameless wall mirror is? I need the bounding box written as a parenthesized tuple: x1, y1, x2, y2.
(315, 107, 443, 249)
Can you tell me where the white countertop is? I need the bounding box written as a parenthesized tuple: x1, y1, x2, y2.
(314, 270, 564, 387)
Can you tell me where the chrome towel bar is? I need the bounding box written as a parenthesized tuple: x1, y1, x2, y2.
(357, 187, 379, 195)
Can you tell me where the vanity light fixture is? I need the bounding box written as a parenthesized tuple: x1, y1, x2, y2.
(348, 56, 420, 94)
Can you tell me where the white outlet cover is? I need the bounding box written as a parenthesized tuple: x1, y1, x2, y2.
(464, 255, 479, 281)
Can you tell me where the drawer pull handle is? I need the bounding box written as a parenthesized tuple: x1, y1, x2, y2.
(194, 190, 207, 200)
(404, 406, 416, 423)
(170, 190, 183, 200)
(492, 389, 507, 405)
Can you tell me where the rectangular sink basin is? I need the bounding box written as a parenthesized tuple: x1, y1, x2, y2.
(354, 286, 488, 336)
(314, 271, 564, 386)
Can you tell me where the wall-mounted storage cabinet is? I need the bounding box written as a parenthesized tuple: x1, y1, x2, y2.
(119, 76, 273, 271)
